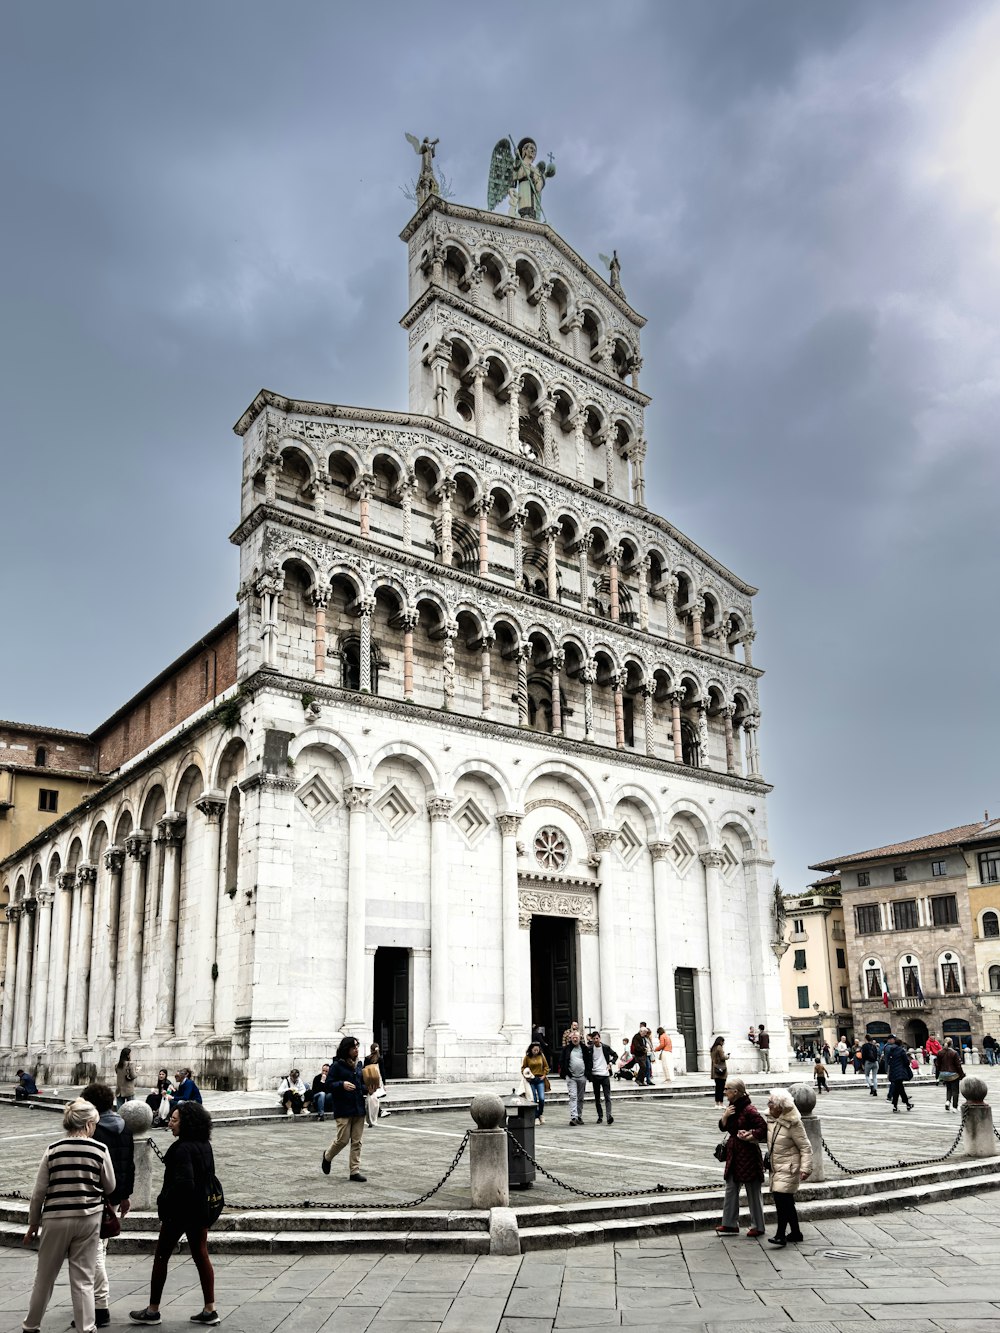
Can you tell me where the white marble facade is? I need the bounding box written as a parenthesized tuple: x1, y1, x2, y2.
(0, 190, 784, 1087)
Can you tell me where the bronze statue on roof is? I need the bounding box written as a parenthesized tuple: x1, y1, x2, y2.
(487, 135, 556, 221)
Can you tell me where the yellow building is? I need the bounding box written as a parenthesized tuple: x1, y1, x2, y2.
(966, 819, 1000, 1045)
(780, 877, 852, 1056)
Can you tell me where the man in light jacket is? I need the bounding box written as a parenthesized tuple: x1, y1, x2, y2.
(561, 1030, 592, 1125)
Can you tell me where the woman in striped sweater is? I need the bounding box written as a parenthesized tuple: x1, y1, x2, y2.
(22, 1097, 116, 1333)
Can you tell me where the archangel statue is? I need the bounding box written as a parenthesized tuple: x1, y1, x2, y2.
(599, 249, 623, 296)
(487, 136, 556, 221)
(405, 133, 440, 205)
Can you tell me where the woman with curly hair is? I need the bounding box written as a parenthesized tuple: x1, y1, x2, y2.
(129, 1101, 219, 1325)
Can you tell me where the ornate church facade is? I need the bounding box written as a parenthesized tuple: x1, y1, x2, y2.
(0, 164, 783, 1087)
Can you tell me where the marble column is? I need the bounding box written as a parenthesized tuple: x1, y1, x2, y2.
(441, 622, 457, 711)
(476, 496, 493, 577)
(438, 479, 456, 566)
(742, 630, 756, 668)
(516, 643, 531, 727)
(701, 848, 729, 1036)
(607, 546, 621, 622)
(401, 611, 418, 702)
(571, 410, 586, 481)
(19, 900, 37, 1046)
(582, 663, 596, 741)
(637, 556, 650, 631)
(593, 831, 619, 1036)
(343, 786, 372, 1033)
(398, 478, 415, 549)
(355, 474, 375, 538)
(497, 813, 523, 1034)
(358, 596, 375, 693)
(427, 797, 454, 1029)
(649, 842, 678, 1034)
(577, 534, 593, 609)
(74, 865, 97, 1042)
(470, 363, 486, 435)
(98, 847, 125, 1041)
(691, 596, 705, 650)
(155, 817, 186, 1035)
(312, 589, 329, 679)
(642, 685, 655, 758)
(510, 509, 526, 588)
(612, 672, 626, 749)
(669, 691, 685, 763)
(549, 651, 564, 734)
(722, 705, 737, 776)
(697, 701, 711, 771)
(664, 574, 678, 640)
(744, 716, 762, 779)
(194, 794, 225, 1034)
(53, 873, 75, 1044)
(122, 833, 150, 1038)
(507, 375, 524, 451)
(545, 525, 559, 600)
(0, 906, 20, 1048)
(480, 634, 494, 716)
(539, 396, 556, 468)
(308, 470, 329, 517)
(257, 570, 283, 668)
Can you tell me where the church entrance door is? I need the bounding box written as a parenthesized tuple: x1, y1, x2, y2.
(674, 968, 699, 1071)
(372, 947, 410, 1079)
(530, 916, 578, 1054)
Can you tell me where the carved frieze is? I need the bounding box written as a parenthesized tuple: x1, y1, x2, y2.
(518, 882, 598, 932)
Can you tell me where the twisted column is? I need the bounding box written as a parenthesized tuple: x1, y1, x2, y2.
(642, 685, 655, 758)
(516, 643, 531, 727)
(398, 477, 416, 549)
(358, 595, 375, 693)
(539, 395, 556, 467)
(663, 573, 678, 640)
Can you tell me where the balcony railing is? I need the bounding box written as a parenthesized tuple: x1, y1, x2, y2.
(892, 996, 928, 1010)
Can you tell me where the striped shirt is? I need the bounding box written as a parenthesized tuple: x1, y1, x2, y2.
(29, 1136, 116, 1226)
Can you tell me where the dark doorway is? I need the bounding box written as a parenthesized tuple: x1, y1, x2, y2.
(904, 1017, 929, 1050)
(530, 916, 578, 1057)
(372, 947, 409, 1079)
(674, 968, 699, 1071)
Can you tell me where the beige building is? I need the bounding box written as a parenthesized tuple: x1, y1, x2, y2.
(780, 878, 851, 1053)
(811, 819, 1000, 1055)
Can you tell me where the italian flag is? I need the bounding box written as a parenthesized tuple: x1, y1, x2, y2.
(882, 978, 891, 1008)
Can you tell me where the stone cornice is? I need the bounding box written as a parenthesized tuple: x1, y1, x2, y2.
(243, 667, 772, 796)
(234, 506, 763, 683)
(399, 283, 651, 407)
(399, 196, 646, 328)
(230, 396, 758, 599)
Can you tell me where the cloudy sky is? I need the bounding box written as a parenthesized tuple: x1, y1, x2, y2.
(2, 1, 997, 886)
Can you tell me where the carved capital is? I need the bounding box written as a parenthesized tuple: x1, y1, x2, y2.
(550, 650, 566, 673)
(352, 473, 376, 500)
(23, 897, 37, 917)
(606, 544, 623, 567)
(668, 689, 686, 707)
(125, 832, 151, 862)
(356, 595, 376, 618)
(648, 840, 673, 862)
(508, 508, 527, 531)
(474, 494, 494, 516)
(104, 845, 126, 875)
(343, 785, 373, 813)
(496, 812, 523, 838)
(427, 795, 454, 822)
(154, 814, 186, 847)
(5, 904, 22, 923)
(57, 871, 76, 892)
(700, 847, 727, 870)
(76, 864, 97, 887)
(195, 792, 226, 824)
(36, 889, 54, 908)
(310, 587, 331, 610)
(593, 829, 617, 853)
(398, 610, 420, 632)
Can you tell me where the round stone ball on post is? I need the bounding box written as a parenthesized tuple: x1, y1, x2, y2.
(961, 1077, 1000, 1159)
(120, 1099, 157, 1210)
(469, 1093, 509, 1209)
(789, 1081, 824, 1183)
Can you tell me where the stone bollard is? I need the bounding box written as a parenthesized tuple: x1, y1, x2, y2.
(469, 1093, 509, 1210)
(120, 1100, 156, 1209)
(961, 1078, 1000, 1159)
(790, 1082, 824, 1183)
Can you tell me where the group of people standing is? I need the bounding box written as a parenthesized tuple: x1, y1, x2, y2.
(20, 1082, 220, 1332)
(716, 1079, 812, 1247)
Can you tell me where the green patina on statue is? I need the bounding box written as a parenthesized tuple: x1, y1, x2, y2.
(487, 135, 556, 221)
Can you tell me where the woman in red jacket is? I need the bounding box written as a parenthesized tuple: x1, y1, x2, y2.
(714, 1077, 768, 1238)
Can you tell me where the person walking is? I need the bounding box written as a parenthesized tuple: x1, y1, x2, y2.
(860, 1037, 879, 1097)
(631, 1024, 652, 1085)
(756, 1025, 770, 1073)
(709, 1037, 729, 1108)
(936, 1037, 965, 1112)
(522, 1042, 549, 1122)
(925, 1033, 942, 1072)
(320, 1035, 368, 1181)
(883, 1035, 914, 1112)
(588, 1030, 617, 1123)
(813, 1057, 829, 1094)
(655, 1027, 674, 1083)
(115, 1048, 137, 1108)
(983, 1033, 997, 1066)
(714, 1078, 767, 1238)
(765, 1088, 812, 1246)
(129, 1101, 219, 1325)
(81, 1083, 135, 1329)
(21, 1097, 115, 1333)
(836, 1038, 850, 1074)
(561, 1028, 592, 1125)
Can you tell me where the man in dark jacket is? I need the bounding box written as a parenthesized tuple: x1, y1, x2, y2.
(631, 1025, 652, 1085)
(320, 1036, 368, 1181)
(83, 1082, 135, 1329)
(561, 1030, 592, 1125)
(882, 1036, 914, 1112)
(587, 1030, 618, 1124)
(860, 1038, 880, 1096)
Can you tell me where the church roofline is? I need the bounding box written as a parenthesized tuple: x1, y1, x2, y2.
(399, 196, 646, 329)
(230, 392, 760, 598)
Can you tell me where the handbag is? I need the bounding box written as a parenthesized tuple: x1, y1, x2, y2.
(205, 1173, 225, 1227)
(937, 1070, 960, 1082)
(713, 1139, 728, 1162)
(100, 1201, 121, 1240)
(762, 1151, 771, 1173)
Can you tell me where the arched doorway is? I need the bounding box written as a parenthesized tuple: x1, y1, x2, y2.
(904, 1017, 928, 1050)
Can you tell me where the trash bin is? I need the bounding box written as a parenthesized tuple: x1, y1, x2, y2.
(505, 1098, 537, 1189)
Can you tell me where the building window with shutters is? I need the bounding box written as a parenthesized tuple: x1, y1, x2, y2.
(892, 900, 918, 930)
(836, 948, 846, 969)
(857, 870, 870, 887)
(979, 851, 1000, 885)
(796, 985, 809, 1009)
(982, 911, 1000, 939)
(865, 965, 883, 999)
(793, 948, 807, 970)
(38, 789, 58, 812)
(941, 961, 961, 994)
(902, 965, 921, 997)
(931, 895, 958, 927)
(856, 904, 880, 934)
(893, 865, 908, 882)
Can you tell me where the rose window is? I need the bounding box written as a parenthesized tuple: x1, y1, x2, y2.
(534, 826, 569, 871)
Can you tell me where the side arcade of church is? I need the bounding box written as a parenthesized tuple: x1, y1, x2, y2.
(0, 175, 783, 1089)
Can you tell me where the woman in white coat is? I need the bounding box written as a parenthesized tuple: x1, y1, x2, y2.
(765, 1088, 812, 1246)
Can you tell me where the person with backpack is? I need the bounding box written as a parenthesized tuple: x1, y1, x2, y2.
(81, 1083, 135, 1329)
(883, 1035, 915, 1113)
(129, 1101, 220, 1325)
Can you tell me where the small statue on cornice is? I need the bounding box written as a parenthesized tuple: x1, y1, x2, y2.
(599, 249, 624, 297)
(404, 134, 453, 206)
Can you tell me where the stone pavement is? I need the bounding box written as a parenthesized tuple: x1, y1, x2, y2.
(4, 1188, 1000, 1331)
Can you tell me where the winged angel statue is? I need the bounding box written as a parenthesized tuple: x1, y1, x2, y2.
(487, 136, 556, 221)
(405, 133, 440, 205)
(598, 249, 623, 296)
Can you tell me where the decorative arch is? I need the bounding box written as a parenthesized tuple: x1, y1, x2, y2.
(445, 758, 514, 810)
(288, 728, 363, 783)
(517, 759, 606, 829)
(365, 739, 441, 792)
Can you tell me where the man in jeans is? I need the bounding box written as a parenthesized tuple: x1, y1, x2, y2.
(588, 1030, 618, 1124)
(860, 1036, 880, 1096)
(561, 1029, 592, 1125)
(757, 1025, 771, 1073)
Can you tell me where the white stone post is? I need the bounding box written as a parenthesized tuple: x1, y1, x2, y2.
(497, 814, 523, 1034)
(122, 834, 150, 1039)
(650, 843, 679, 1038)
(962, 1081, 1000, 1158)
(193, 794, 225, 1035)
(469, 1094, 510, 1209)
(97, 848, 124, 1041)
(0, 906, 20, 1048)
(343, 786, 372, 1034)
(427, 797, 454, 1033)
(701, 849, 729, 1036)
(29, 891, 54, 1046)
(593, 831, 619, 1040)
(53, 872, 75, 1045)
(74, 865, 97, 1042)
(153, 819, 185, 1035)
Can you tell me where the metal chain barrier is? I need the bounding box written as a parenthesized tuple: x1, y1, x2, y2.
(502, 1126, 723, 1198)
(820, 1106, 967, 1175)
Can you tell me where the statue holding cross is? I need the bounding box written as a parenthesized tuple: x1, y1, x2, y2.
(487, 135, 556, 221)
